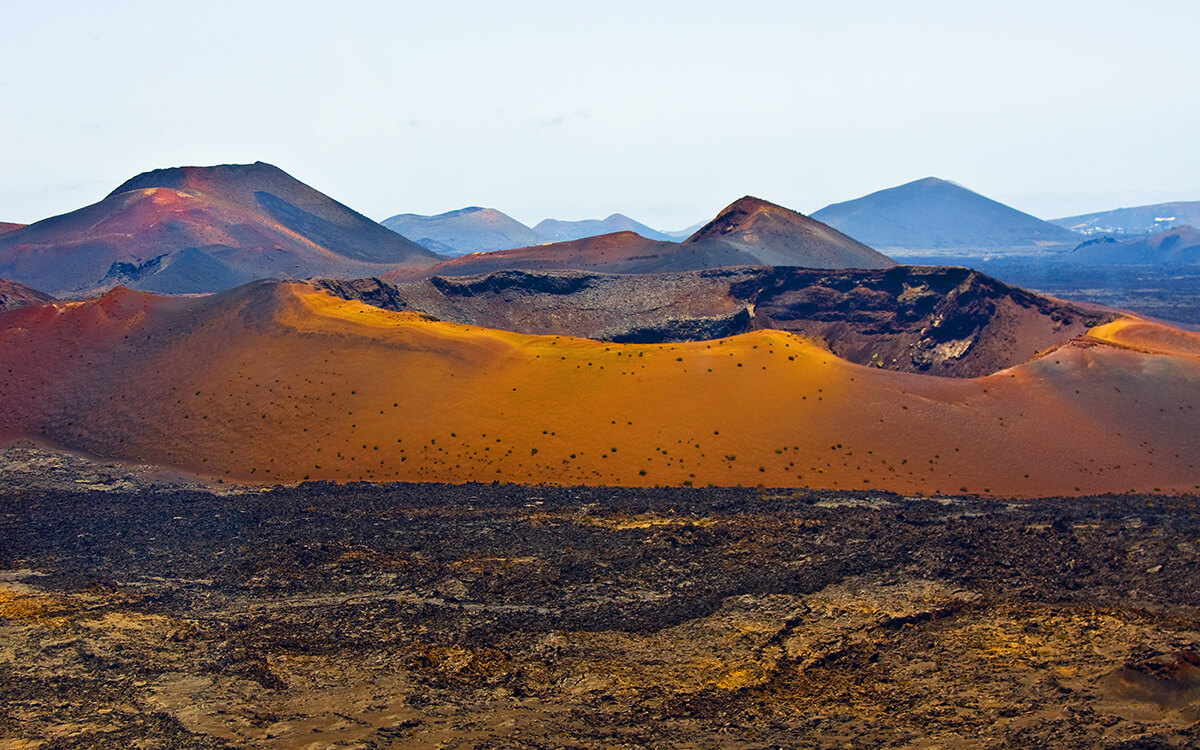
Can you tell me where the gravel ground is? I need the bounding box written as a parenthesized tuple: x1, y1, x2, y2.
(1, 460, 1198, 747)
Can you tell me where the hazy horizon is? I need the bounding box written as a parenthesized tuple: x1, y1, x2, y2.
(3, 0, 1198, 230)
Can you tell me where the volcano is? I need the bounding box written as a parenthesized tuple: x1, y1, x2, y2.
(1, 279, 1196, 496)
(0, 162, 441, 296)
(683, 196, 895, 269)
(812, 177, 1078, 256)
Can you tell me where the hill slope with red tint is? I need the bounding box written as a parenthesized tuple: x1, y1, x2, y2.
(0, 278, 53, 312)
(684, 196, 896, 269)
(0, 162, 441, 296)
(394, 197, 894, 280)
(0, 282, 1195, 496)
(392, 231, 761, 279)
(0, 222, 25, 236)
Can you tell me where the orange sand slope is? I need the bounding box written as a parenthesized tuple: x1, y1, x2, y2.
(1, 282, 1198, 496)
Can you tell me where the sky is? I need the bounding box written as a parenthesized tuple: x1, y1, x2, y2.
(2, 0, 1198, 231)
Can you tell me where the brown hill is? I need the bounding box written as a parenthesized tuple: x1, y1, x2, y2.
(0, 281, 1195, 496)
(391, 231, 761, 279)
(393, 197, 894, 280)
(318, 266, 1108, 378)
(0, 162, 441, 296)
(0, 222, 25, 236)
(0, 278, 52, 312)
(684, 196, 896, 268)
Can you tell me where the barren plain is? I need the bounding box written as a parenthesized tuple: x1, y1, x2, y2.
(0, 448, 1197, 748)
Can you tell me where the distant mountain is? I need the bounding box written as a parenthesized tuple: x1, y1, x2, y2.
(0, 162, 441, 296)
(1068, 225, 1200, 264)
(382, 207, 543, 257)
(812, 177, 1078, 256)
(0, 278, 52, 312)
(395, 196, 893, 279)
(533, 213, 672, 242)
(1051, 201, 1200, 236)
(392, 231, 758, 279)
(663, 221, 705, 240)
(0, 223, 26, 236)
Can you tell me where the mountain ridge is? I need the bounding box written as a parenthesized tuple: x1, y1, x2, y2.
(1051, 201, 1200, 236)
(393, 196, 894, 279)
(1069, 225, 1200, 264)
(382, 206, 543, 256)
(534, 213, 671, 243)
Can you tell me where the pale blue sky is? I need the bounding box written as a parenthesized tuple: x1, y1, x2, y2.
(2, 0, 1197, 230)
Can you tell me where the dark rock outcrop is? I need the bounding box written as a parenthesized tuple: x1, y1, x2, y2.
(314, 266, 1110, 378)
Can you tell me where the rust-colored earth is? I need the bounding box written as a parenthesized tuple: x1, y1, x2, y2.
(1, 282, 1197, 496)
(0, 163, 439, 296)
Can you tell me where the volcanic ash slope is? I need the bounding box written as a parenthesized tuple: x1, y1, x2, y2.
(0, 281, 1197, 496)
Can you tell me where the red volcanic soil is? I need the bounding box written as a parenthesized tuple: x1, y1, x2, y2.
(0, 223, 26, 236)
(1, 282, 1197, 496)
(0, 162, 440, 296)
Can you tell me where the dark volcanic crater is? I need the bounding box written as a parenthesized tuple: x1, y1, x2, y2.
(315, 265, 1110, 377)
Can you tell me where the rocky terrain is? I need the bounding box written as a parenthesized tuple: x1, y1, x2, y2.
(2, 279, 1191, 494)
(318, 265, 1110, 378)
(964, 261, 1200, 326)
(1, 452, 1197, 748)
(0, 279, 52, 313)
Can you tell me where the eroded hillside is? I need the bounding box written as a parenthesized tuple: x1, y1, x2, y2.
(0, 281, 1195, 495)
(318, 266, 1110, 378)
